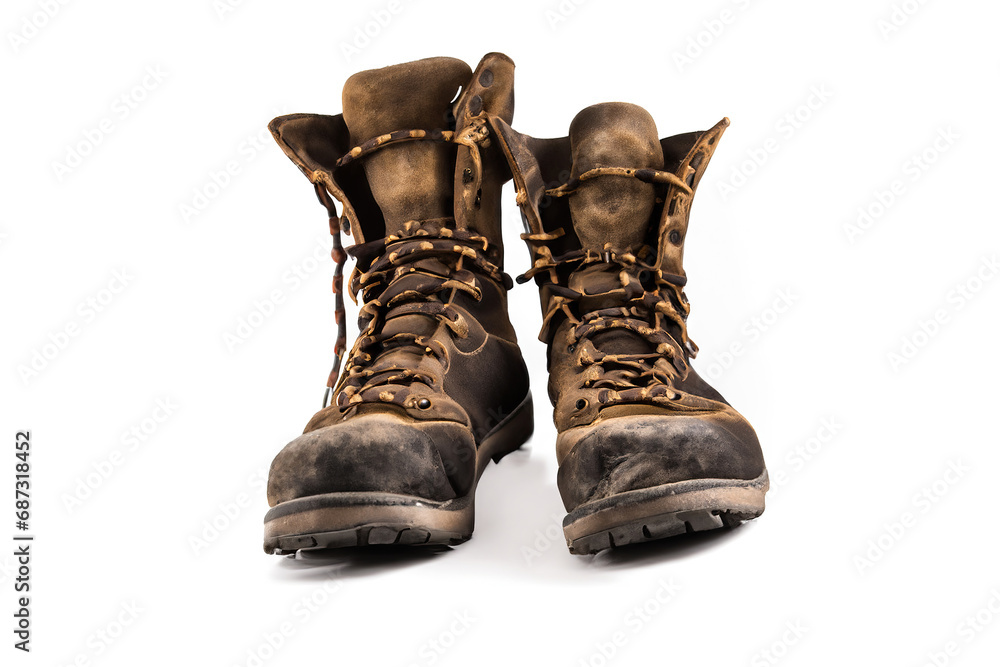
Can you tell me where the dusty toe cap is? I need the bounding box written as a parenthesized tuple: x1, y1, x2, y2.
(267, 415, 476, 506)
(556, 411, 766, 510)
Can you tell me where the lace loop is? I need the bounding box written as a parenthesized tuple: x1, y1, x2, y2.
(314, 183, 348, 407)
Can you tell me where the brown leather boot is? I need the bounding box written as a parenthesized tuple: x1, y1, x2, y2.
(493, 103, 768, 554)
(263, 54, 533, 554)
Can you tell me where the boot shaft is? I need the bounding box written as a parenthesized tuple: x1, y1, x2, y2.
(266, 54, 525, 416)
(269, 53, 515, 266)
(494, 105, 728, 304)
(494, 103, 731, 416)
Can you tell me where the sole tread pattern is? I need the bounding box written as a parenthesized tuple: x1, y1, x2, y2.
(567, 509, 759, 555)
(267, 524, 469, 555)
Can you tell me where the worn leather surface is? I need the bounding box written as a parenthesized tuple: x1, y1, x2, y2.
(556, 410, 764, 509)
(266, 55, 529, 506)
(495, 102, 766, 511)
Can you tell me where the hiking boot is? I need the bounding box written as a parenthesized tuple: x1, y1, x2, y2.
(263, 54, 532, 554)
(493, 102, 767, 554)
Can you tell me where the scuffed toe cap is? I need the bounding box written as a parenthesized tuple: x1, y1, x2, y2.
(556, 411, 766, 511)
(267, 415, 476, 506)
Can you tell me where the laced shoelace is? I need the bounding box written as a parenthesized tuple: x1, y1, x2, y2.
(519, 168, 698, 408)
(543, 165, 692, 199)
(572, 281, 696, 405)
(311, 120, 499, 409)
(334, 224, 508, 411)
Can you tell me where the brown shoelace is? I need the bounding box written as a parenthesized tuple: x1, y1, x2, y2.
(311, 121, 496, 408)
(520, 160, 699, 407)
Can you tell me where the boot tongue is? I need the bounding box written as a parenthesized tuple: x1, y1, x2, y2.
(342, 57, 472, 234)
(567, 103, 664, 253)
(567, 103, 664, 355)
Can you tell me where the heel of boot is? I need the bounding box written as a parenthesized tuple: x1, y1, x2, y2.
(480, 392, 534, 466)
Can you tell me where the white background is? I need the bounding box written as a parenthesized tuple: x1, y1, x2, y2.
(3, 0, 1000, 665)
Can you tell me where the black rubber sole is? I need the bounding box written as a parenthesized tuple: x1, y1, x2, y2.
(562, 470, 769, 555)
(268, 524, 468, 553)
(263, 392, 533, 555)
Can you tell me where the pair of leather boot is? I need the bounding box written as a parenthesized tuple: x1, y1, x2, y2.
(263, 53, 767, 556)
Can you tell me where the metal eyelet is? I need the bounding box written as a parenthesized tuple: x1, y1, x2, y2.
(575, 398, 588, 411)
